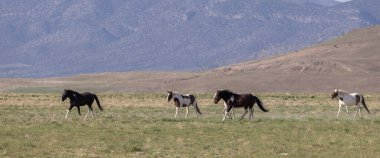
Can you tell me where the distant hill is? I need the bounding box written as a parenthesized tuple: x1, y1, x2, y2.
(215, 25, 380, 74)
(1, 25, 380, 93)
(205, 25, 380, 93)
(283, 0, 341, 6)
(335, 0, 380, 24)
(1, 0, 380, 78)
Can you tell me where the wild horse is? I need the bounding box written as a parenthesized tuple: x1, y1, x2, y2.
(62, 89, 103, 119)
(167, 90, 202, 118)
(213, 89, 269, 121)
(331, 88, 369, 117)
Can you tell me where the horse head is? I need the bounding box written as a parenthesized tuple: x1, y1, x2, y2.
(62, 89, 69, 101)
(331, 88, 339, 100)
(62, 89, 77, 101)
(213, 90, 222, 104)
(166, 90, 173, 102)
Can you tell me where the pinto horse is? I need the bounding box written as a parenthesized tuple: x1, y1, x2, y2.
(167, 90, 202, 118)
(62, 89, 103, 119)
(331, 88, 369, 117)
(213, 89, 269, 121)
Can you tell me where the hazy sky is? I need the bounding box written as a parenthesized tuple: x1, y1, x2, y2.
(336, 0, 352, 2)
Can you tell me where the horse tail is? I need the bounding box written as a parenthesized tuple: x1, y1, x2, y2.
(254, 96, 269, 112)
(194, 101, 202, 115)
(361, 95, 370, 113)
(93, 94, 103, 111)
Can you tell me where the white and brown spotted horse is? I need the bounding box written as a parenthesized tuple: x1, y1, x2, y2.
(331, 88, 370, 117)
(213, 89, 269, 121)
(166, 90, 202, 118)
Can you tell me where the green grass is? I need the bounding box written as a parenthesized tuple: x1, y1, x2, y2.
(0, 93, 380, 157)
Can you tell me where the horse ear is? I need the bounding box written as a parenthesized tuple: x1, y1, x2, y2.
(167, 90, 171, 93)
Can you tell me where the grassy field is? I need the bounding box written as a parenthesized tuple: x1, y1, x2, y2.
(1, 93, 380, 157)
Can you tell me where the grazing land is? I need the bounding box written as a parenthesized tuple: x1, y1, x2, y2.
(1, 93, 380, 157)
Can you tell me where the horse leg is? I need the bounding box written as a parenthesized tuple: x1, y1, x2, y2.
(91, 107, 95, 118)
(65, 105, 74, 119)
(88, 104, 95, 118)
(249, 108, 254, 121)
(175, 107, 179, 118)
(77, 106, 82, 119)
(193, 105, 199, 117)
(226, 110, 232, 119)
(85, 108, 90, 119)
(359, 107, 363, 117)
(224, 106, 234, 119)
(336, 105, 342, 117)
(345, 105, 349, 115)
(65, 110, 70, 119)
(354, 106, 358, 117)
(222, 110, 228, 121)
(185, 107, 189, 118)
(239, 108, 248, 121)
(231, 107, 235, 119)
(85, 105, 94, 119)
(223, 102, 230, 118)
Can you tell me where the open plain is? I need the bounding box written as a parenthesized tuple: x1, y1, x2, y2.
(1, 93, 380, 157)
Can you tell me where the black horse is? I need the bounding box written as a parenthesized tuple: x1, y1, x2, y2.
(62, 89, 103, 119)
(213, 89, 268, 121)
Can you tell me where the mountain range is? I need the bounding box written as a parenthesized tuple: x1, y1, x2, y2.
(1, 0, 379, 78)
(1, 25, 380, 93)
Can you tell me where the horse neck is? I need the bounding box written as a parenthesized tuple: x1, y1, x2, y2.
(338, 90, 349, 97)
(172, 92, 182, 100)
(221, 91, 234, 101)
(68, 91, 80, 100)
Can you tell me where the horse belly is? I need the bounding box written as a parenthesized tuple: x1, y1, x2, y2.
(181, 99, 191, 107)
(181, 104, 188, 107)
(341, 97, 356, 106)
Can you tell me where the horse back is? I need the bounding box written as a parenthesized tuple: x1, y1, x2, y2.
(350, 93, 361, 105)
(177, 94, 195, 107)
(341, 93, 360, 105)
(232, 93, 254, 108)
(78, 92, 95, 104)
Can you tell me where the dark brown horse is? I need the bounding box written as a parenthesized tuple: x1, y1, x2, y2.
(62, 89, 103, 119)
(213, 89, 268, 121)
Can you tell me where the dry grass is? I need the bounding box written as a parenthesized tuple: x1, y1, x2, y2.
(1, 93, 380, 157)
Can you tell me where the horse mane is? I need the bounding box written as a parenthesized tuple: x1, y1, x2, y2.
(66, 89, 80, 96)
(171, 91, 180, 95)
(217, 89, 236, 100)
(219, 89, 235, 95)
(337, 89, 349, 95)
(169, 91, 184, 99)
